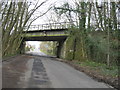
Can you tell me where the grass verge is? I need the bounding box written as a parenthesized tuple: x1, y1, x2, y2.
(74, 60, 118, 78)
(57, 58, 118, 89)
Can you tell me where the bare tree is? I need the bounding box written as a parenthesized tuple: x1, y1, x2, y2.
(2, 0, 50, 57)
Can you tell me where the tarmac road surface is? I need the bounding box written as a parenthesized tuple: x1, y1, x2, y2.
(2, 51, 114, 88)
(26, 51, 112, 88)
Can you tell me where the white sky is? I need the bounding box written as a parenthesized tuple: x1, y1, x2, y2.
(27, 41, 41, 49)
(28, 0, 107, 25)
(30, 0, 72, 25)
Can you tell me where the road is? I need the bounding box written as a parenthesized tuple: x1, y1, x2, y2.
(3, 51, 113, 88)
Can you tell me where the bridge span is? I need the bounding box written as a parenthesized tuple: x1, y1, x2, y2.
(23, 22, 73, 41)
(21, 22, 74, 57)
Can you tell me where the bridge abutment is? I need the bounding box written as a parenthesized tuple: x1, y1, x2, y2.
(56, 41, 65, 58)
(19, 41, 25, 54)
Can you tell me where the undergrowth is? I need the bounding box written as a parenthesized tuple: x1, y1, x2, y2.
(74, 60, 118, 77)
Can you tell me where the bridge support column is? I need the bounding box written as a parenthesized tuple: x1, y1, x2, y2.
(57, 41, 64, 58)
(19, 41, 25, 54)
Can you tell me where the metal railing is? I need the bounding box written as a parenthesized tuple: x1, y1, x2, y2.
(24, 22, 75, 31)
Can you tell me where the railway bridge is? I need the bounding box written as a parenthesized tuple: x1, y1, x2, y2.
(21, 22, 73, 58)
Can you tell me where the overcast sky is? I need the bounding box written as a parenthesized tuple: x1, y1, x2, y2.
(29, 0, 110, 25)
(29, 0, 73, 25)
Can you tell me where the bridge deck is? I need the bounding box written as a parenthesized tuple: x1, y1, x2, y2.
(23, 22, 73, 41)
(24, 36, 67, 41)
(23, 28, 68, 33)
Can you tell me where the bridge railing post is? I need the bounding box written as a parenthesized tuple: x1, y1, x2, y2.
(50, 24, 52, 29)
(54, 23, 56, 29)
(42, 24, 43, 30)
(60, 23, 62, 29)
(33, 25, 35, 30)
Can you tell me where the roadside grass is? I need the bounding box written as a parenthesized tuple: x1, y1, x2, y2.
(2, 53, 19, 61)
(40, 50, 55, 56)
(74, 60, 118, 78)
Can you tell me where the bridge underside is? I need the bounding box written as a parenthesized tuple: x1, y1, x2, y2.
(23, 29, 68, 33)
(22, 26, 69, 58)
(24, 36, 67, 41)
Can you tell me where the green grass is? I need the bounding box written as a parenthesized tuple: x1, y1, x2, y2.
(74, 60, 118, 77)
(40, 49, 55, 56)
(3, 53, 19, 60)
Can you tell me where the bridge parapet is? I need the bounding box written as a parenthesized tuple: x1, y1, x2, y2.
(24, 22, 75, 31)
